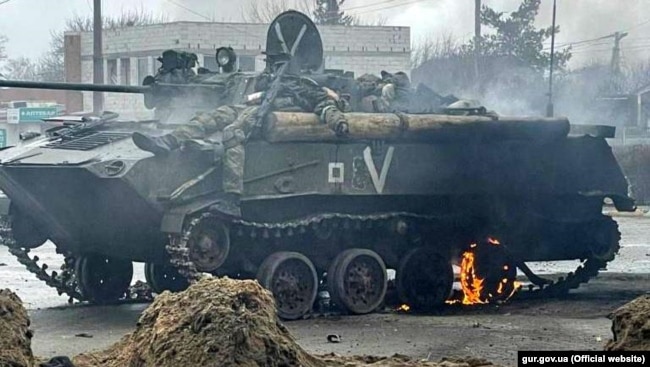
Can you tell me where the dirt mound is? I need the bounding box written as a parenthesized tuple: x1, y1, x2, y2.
(605, 295, 650, 351)
(0, 289, 34, 367)
(72, 277, 500, 367)
(74, 277, 322, 367)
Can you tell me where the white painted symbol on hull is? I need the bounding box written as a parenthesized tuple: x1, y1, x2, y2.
(363, 146, 394, 194)
(328, 162, 344, 183)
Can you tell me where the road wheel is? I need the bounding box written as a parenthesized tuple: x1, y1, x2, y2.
(75, 254, 133, 304)
(187, 219, 230, 272)
(256, 251, 318, 320)
(145, 262, 189, 294)
(396, 247, 453, 311)
(328, 249, 387, 315)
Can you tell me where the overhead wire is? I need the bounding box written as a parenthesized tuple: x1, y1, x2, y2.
(344, 0, 399, 12)
(162, 0, 259, 38)
(347, 0, 433, 16)
(317, 0, 432, 23)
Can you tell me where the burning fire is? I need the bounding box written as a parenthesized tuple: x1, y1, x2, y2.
(448, 237, 521, 306)
(459, 247, 487, 305)
(396, 304, 411, 312)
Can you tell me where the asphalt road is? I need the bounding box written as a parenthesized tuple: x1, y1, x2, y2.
(1, 215, 649, 366)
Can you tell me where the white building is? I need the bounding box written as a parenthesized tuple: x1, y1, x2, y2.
(67, 21, 411, 119)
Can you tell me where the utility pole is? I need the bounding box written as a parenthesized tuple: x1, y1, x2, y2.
(546, 0, 557, 117)
(93, 0, 103, 114)
(610, 31, 628, 77)
(474, 0, 481, 85)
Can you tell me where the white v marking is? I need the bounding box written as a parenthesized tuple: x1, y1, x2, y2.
(363, 146, 394, 194)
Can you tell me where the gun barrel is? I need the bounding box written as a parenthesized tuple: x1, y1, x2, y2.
(0, 80, 147, 94)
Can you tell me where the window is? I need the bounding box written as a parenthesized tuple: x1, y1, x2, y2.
(107, 59, 118, 85)
(137, 57, 149, 84)
(203, 55, 218, 71)
(120, 58, 131, 85)
(239, 56, 255, 72)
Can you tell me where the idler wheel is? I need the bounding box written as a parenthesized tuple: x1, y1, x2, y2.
(328, 249, 387, 315)
(188, 219, 230, 272)
(256, 251, 318, 320)
(144, 262, 189, 294)
(396, 247, 453, 311)
(75, 254, 133, 304)
(9, 208, 47, 249)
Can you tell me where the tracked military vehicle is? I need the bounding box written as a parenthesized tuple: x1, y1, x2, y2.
(0, 11, 634, 319)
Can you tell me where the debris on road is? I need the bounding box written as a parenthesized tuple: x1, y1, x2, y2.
(39, 356, 75, 367)
(605, 295, 650, 351)
(327, 334, 341, 343)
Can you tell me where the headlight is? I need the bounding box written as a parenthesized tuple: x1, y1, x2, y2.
(216, 47, 237, 71)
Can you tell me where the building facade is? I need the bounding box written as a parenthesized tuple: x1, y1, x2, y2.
(66, 21, 410, 119)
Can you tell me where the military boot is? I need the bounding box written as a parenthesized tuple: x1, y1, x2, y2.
(211, 193, 241, 218)
(132, 132, 180, 156)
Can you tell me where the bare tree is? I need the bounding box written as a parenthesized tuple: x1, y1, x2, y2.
(242, 0, 315, 23)
(349, 14, 387, 26)
(240, 0, 384, 25)
(2, 57, 39, 81)
(411, 34, 463, 69)
(37, 9, 168, 82)
(0, 34, 7, 61)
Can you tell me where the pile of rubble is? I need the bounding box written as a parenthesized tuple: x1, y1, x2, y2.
(606, 295, 650, 351)
(0, 289, 34, 367)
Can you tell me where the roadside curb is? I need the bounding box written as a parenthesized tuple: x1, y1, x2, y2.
(604, 209, 649, 218)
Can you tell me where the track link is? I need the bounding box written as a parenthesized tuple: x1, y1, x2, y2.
(0, 218, 82, 302)
(514, 216, 621, 299)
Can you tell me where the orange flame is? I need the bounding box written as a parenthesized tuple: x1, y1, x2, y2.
(460, 250, 487, 305)
(448, 237, 521, 306)
(396, 304, 411, 312)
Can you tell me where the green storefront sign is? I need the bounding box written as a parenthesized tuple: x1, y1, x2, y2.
(7, 107, 60, 123)
(0, 129, 5, 148)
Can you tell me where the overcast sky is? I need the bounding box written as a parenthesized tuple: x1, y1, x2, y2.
(1, 0, 650, 67)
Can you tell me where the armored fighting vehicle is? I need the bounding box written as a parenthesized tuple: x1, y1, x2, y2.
(0, 11, 634, 319)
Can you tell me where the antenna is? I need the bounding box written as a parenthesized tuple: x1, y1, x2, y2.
(546, 0, 557, 117)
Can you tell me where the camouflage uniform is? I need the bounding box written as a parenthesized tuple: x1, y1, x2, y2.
(356, 71, 412, 113)
(169, 74, 349, 195)
(357, 73, 386, 113)
(379, 71, 412, 112)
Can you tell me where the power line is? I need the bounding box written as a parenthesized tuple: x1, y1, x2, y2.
(162, 0, 258, 38)
(344, 0, 398, 12)
(347, 0, 433, 16)
(317, 0, 430, 22)
(0, 0, 12, 5)
(623, 17, 650, 33)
